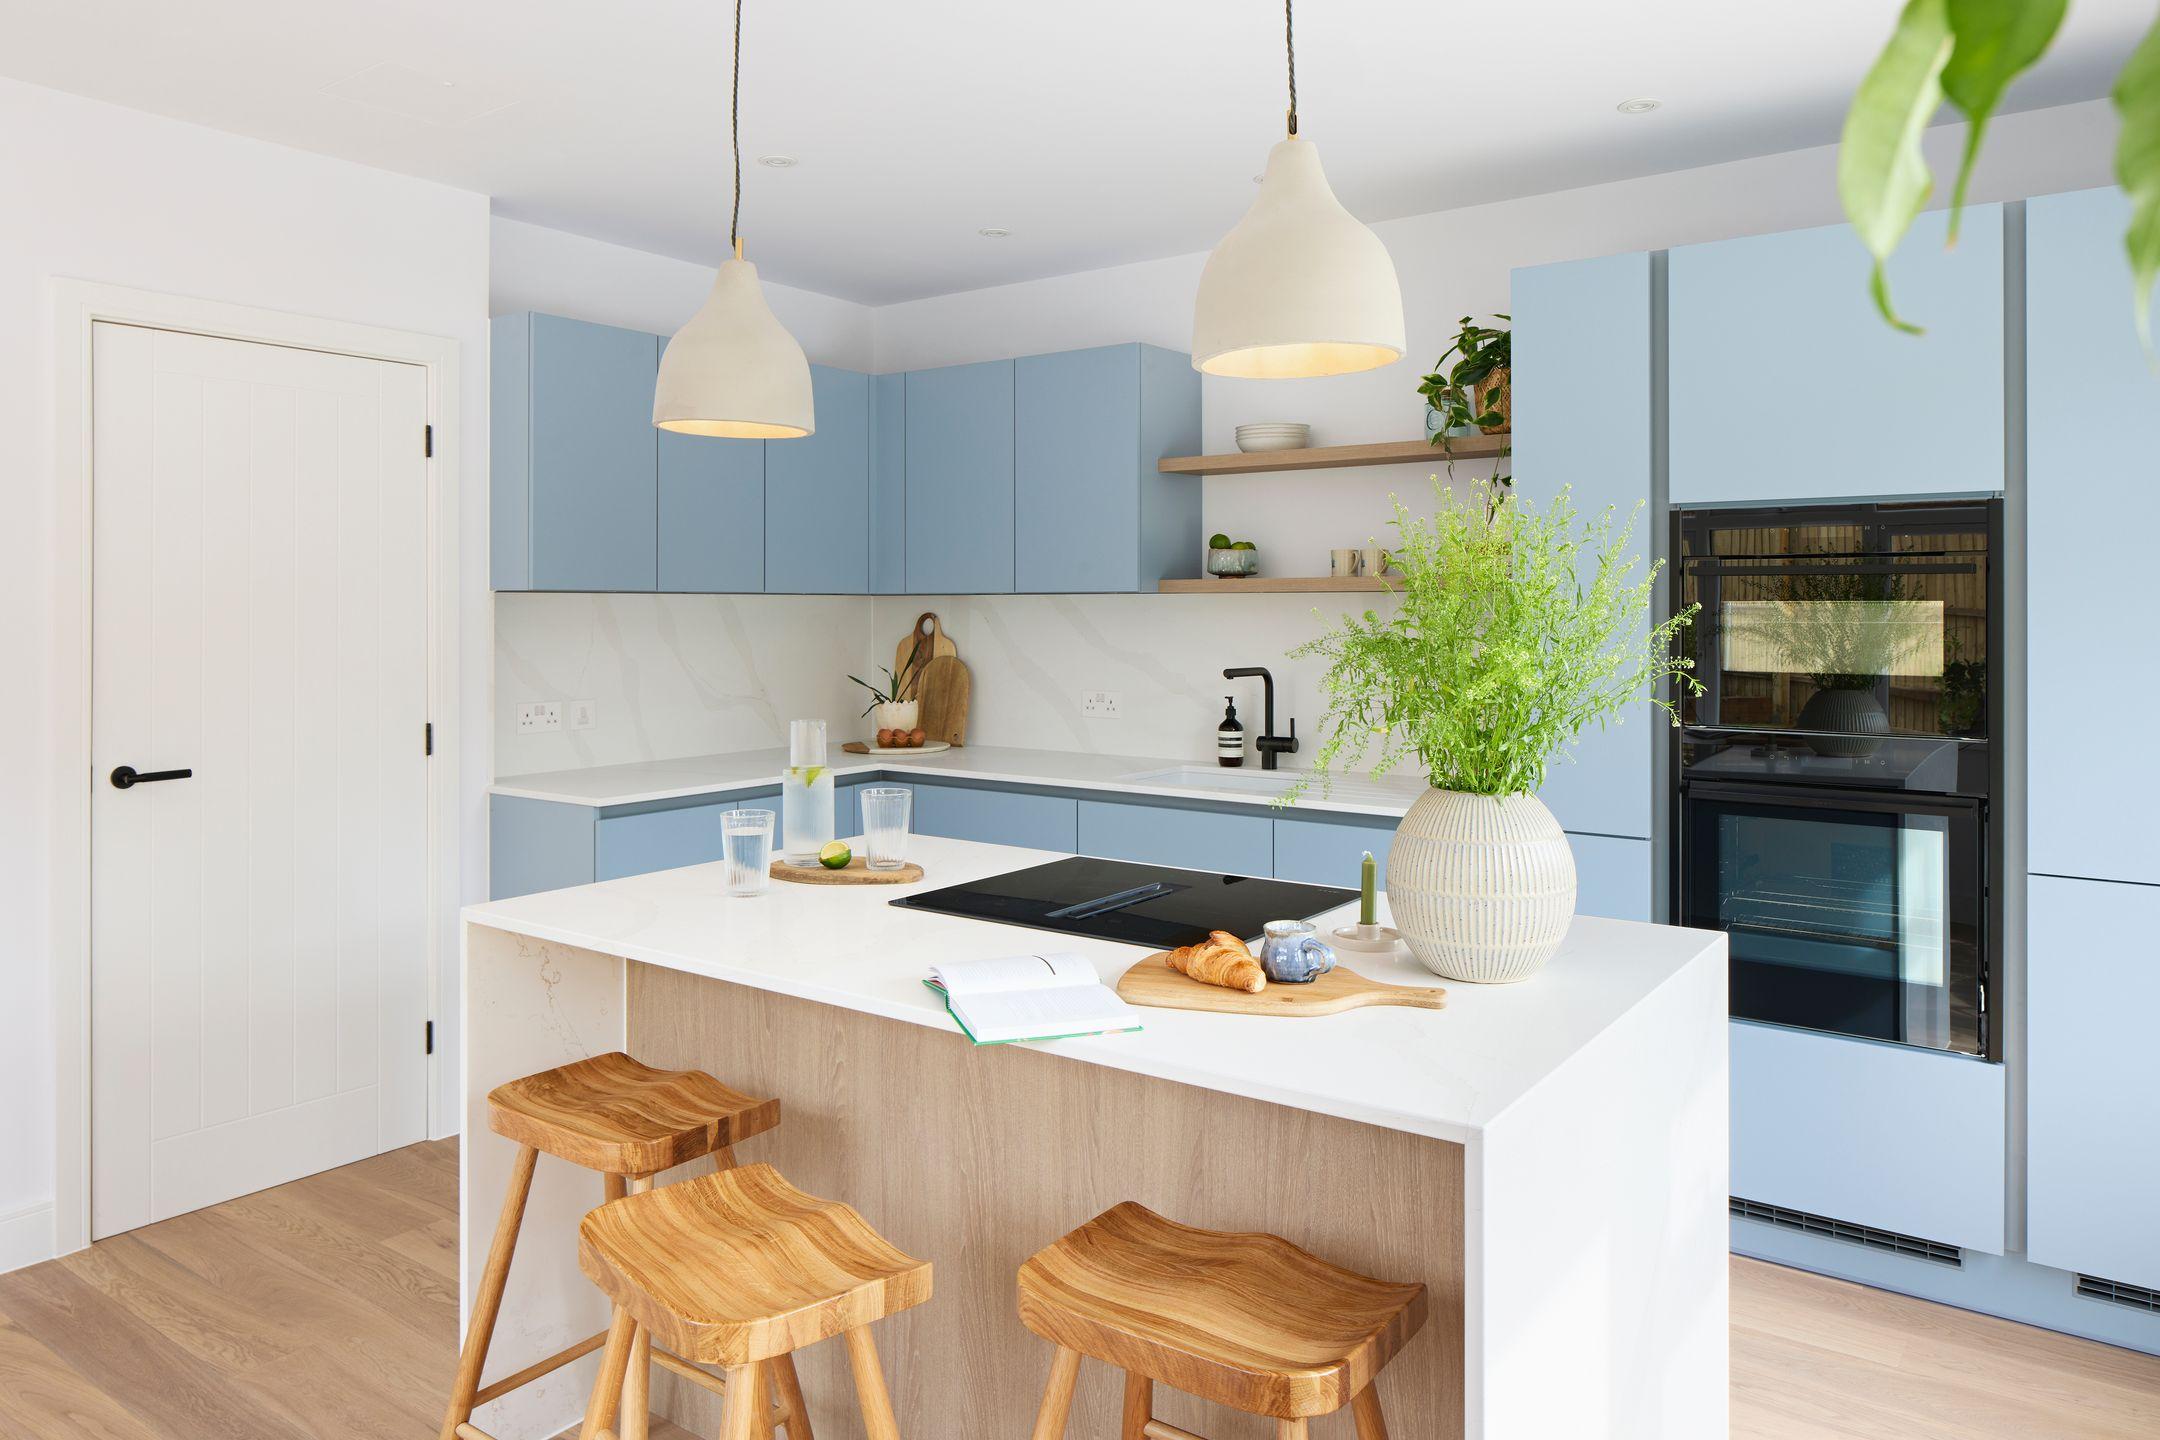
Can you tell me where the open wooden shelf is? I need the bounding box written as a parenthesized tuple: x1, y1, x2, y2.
(1157, 576, 1396, 594)
(1158, 435, 1508, 476)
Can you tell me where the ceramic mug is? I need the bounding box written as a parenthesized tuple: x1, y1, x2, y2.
(1361, 546, 1391, 577)
(1329, 548, 1361, 578)
(1260, 919, 1337, 984)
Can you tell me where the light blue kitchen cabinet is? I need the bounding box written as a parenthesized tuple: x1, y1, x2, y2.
(596, 803, 728, 881)
(912, 782, 1076, 851)
(492, 313, 660, 591)
(1730, 1021, 2006, 1255)
(1668, 206, 2004, 505)
(1272, 815, 1396, 889)
(1078, 800, 1274, 877)
(870, 373, 907, 594)
(1568, 833, 1652, 922)
(2026, 874, 2160, 1290)
(657, 333, 764, 594)
(1512, 251, 1660, 841)
(490, 795, 596, 899)
(1013, 345, 1201, 592)
(905, 359, 1016, 594)
(2026, 187, 2160, 887)
(766, 365, 871, 594)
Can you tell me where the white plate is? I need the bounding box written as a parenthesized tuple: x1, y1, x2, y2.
(863, 740, 952, 756)
(1234, 423, 1311, 453)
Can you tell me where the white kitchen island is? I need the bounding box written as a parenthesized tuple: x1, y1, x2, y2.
(459, 834, 1727, 1440)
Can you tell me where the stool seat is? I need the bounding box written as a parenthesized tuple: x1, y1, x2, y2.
(1017, 1202, 1426, 1420)
(579, 1162, 933, 1367)
(487, 1051, 779, 1176)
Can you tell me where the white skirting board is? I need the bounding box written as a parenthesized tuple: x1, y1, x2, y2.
(0, 1203, 55, 1276)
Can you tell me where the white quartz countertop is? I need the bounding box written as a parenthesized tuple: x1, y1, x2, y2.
(462, 834, 1725, 1146)
(490, 743, 1427, 817)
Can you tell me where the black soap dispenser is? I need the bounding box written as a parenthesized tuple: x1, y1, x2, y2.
(1217, 695, 1245, 768)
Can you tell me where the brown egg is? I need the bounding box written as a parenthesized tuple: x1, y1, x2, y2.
(908, 727, 928, 747)
(876, 728, 894, 747)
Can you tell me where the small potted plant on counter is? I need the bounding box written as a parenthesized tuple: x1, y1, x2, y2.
(848, 665, 919, 736)
(1286, 477, 1700, 984)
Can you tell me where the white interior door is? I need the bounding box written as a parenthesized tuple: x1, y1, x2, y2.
(90, 322, 431, 1239)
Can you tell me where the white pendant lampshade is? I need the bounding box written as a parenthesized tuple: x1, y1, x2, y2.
(654, 250, 815, 438)
(1192, 135, 1405, 380)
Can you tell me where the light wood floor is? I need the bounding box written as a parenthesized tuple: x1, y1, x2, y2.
(0, 1140, 2154, 1439)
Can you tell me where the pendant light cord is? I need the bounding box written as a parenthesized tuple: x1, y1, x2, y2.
(730, 0, 743, 249)
(1284, 0, 1297, 135)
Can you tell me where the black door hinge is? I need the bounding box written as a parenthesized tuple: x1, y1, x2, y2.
(424, 721, 433, 756)
(424, 423, 434, 458)
(425, 1020, 435, 1055)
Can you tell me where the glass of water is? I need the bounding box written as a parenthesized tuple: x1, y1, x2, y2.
(860, 787, 913, 870)
(721, 809, 775, 897)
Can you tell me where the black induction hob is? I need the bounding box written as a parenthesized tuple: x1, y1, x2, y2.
(891, 855, 1357, 950)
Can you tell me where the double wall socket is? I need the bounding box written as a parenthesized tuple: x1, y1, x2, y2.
(518, 699, 597, 733)
(1081, 689, 1123, 718)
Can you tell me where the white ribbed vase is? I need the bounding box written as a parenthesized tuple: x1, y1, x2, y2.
(1386, 788, 1577, 984)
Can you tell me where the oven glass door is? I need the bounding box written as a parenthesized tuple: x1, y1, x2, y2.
(1681, 782, 1986, 1056)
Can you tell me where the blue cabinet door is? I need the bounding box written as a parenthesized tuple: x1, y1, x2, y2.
(766, 365, 871, 594)
(595, 803, 728, 880)
(656, 334, 764, 593)
(870, 372, 906, 595)
(2027, 874, 2160, 1290)
(1078, 800, 1273, 877)
(2026, 187, 2160, 886)
(1512, 251, 1659, 841)
(913, 782, 1076, 851)
(1668, 207, 2004, 505)
(905, 360, 1015, 594)
(490, 795, 596, 898)
(1567, 833, 1651, 922)
(1273, 815, 1396, 889)
(1017, 345, 1140, 592)
(527, 314, 659, 591)
(489, 314, 532, 590)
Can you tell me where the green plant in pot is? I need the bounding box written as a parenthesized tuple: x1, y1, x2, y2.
(1286, 478, 1700, 983)
(1418, 316, 1511, 464)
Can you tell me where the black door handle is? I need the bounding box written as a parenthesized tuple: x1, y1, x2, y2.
(111, 765, 192, 789)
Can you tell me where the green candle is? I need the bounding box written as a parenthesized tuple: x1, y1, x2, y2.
(1359, 850, 1376, 926)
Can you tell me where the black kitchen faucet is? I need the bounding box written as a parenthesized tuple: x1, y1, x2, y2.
(1222, 667, 1297, 770)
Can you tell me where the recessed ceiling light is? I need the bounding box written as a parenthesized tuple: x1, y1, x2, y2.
(1252, 174, 1265, 184)
(978, 227, 1012, 239)
(1616, 97, 1662, 115)
(757, 154, 797, 168)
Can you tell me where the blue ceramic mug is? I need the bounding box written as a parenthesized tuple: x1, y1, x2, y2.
(1260, 919, 1336, 984)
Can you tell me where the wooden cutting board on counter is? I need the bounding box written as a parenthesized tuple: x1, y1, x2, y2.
(1116, 953, 1448, 1017)
(916, 654, 971, 746)
(894, 612, 957, 698)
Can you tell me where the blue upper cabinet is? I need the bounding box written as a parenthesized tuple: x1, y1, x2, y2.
(1511, 250, 1658, 842)
(656, 334, 764, 592)
(765, 365, 871, 594)
(870, 372, 907, 594)
(2026, 186, 2160, 887)
(905, 359, 1016, 594)
(1668, 207, 2004, 505)
(1014, 344, 1202, 593)
(493, 313, 660, 591)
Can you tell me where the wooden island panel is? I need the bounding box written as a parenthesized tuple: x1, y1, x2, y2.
(628, 963, 1467, 1439)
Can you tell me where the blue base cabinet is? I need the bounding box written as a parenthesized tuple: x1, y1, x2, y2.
(912, 782, 1076, 852)
(1078, 800, 1273, 877)
(1272, 816, 1394, 889)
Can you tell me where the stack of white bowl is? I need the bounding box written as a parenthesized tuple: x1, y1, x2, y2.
(1233, 422, 1311, 453)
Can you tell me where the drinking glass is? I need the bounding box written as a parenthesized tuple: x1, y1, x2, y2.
(721, 809, 775, 897)
(860, 787, 913, 870)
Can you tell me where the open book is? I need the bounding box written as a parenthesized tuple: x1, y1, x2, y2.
(923, 952, 1142, 1045)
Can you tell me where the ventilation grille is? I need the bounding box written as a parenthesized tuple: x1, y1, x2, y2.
(2077, 1274, 2160, 1313)
(1730, 1197, 1963, 1266)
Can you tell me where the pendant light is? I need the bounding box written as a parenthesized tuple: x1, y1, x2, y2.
(655, 0, 814, 438)
(1191, 0, 1405, 380)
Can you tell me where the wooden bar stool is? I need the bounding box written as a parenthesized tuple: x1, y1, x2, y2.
(576, 1161, 933, 1440)
(439, 1051, 781, 1440)
(1018, 1203, 1426, 1440)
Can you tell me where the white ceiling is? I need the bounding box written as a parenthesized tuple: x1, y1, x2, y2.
(2, 0, 2147, 304)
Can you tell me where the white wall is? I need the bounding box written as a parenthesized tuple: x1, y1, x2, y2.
(2, 76, 491, 1260)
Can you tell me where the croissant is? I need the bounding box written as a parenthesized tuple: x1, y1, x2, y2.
(1166, 931, 1266, 993)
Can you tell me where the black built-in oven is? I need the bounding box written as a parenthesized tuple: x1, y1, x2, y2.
(1671, 501, 2001, 1059)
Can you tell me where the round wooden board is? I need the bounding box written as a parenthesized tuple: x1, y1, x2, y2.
(1115, 952, 1447, 1016)
(768, 856, 925, 886)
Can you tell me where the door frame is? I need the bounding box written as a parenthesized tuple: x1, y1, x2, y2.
(47, 279, 463, 1256)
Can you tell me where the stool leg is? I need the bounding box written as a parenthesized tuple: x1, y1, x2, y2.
(767, 1355, 812, 1439)
(1349, 1384, 1390, 1440)
(842, 1325, 902, 1440)
(620, 1320, 650, 1440)
(717, 1363, 768, 1440)
(438, 1143, 538, 1440)
(1028, 1346, 1081, 1440)
(1275, 1422, 1309, 1440)
(1119, 1371, 1152, 1440)
(576, 1304, 638, 1440)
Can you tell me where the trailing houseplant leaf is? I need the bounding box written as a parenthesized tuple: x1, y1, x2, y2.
(2117, 8, 2160, 350)
(1839, 0, 1954, 334)
(1940, 0, 2069, 238)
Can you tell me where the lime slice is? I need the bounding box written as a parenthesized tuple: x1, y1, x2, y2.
(818, 840, 852, 870)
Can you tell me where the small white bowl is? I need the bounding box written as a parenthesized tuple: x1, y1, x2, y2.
(1234, 422, 1311, 453)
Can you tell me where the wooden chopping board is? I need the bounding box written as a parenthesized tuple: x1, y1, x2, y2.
(769, 856, 925, 886)
(894, 612, 957, 700)
(1116, 952, 1447, 1017)
(916, 654, 971, 746)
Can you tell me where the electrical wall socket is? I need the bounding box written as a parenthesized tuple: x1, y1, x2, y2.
(516, 701, 563, 733)
(568, 699, 596, 732)
(1081, 689, 1123, 718)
